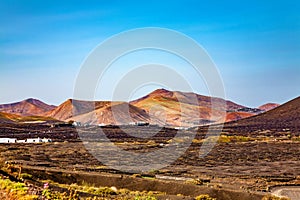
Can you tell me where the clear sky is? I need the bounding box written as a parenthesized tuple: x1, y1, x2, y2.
(0, 0, 299, 107)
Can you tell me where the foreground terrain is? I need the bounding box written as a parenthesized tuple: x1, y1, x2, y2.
(0, 124, 299, 199)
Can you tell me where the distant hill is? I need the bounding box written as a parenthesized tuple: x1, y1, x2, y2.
(258, 103, 280, 112)
(0, 98, 56, 116)
(0, 90, 278, 127)
(131, 89, 245, 111)
(45, 99, 153, 125)
(226, 96, 300, 130)
(69, 102, 152, 125)
(0, 111, 58, 124)
(43, 89, 260, 126)
(44, 99, 120, 121)
(130, 89, 254, 126)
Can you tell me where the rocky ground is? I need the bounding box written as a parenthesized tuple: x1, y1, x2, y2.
(0, 124, 299, 199)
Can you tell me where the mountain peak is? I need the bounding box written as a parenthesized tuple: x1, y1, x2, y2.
(23, 98, 42, 104)
(258, 103, 280, 112)
(0, 98, 56, 116)
(149, 88, 174, 97)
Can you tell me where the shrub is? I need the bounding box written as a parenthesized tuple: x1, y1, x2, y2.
(94, 187, 117, 196)
(185, 179, 203, 185)
(20, 173, 33, 180)
(262, 194, 290, 200)
(0, 177, 38, 200)
(195, 194, 216, 200)
(134, 195, 157, 200)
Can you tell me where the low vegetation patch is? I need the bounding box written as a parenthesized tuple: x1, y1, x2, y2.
(45, 181, 160, 199)
(195, 194, 216, 200)
(202, 135, 253, 144)
(262, 194, 290, 200)
(0, 177, 38, 200)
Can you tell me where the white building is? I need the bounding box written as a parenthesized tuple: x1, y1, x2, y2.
(41, 138, 52, 143)
(72, 121, 82, 127)
(17, 140, 27, 143)
(26, 138, 42, 143)
(0, 137, 52, 144)
(0, 138, 17, 143)
(129, 121, 149, 126)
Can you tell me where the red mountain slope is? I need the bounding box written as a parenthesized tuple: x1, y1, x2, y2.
(44, 99, 113, 121)
(258, 103, 280, 112)
(69, 102, 152, 125)
(226, 96, 300, 130)
(130, 89, 250, 126)
(0, 98, 56, 116)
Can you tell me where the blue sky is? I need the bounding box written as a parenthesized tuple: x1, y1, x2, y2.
(0, 0, 299, 107)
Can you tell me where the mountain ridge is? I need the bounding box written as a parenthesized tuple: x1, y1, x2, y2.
(0, 98, 56, 116)
(0, 90, 286, 126)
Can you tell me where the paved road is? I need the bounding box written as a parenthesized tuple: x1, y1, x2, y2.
(271, 186, 300, 200)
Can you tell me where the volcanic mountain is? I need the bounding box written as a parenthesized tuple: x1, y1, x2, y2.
(130, 89, 255, 126)
(69, 102, 152, 125)
(0, 89, 265, 126)
(45, 99, 153, 125)
(226, 96, 300, 131)
(0, 98, 56, 116)
(46, 89, 262, 126)
(258, 103, 280, 112)
(44, 99, 105, 121)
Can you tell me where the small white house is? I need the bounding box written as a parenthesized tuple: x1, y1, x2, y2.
(17, 140, 27, 143)
(0, 137, 52, 144)
(26, 138, 43, 143)
(0, 138, 17, 143)
(129, 121, 149, 126)
(72, 121, 82, 127)
(25, 138, 52, 143)
(41, 138, 52, 143)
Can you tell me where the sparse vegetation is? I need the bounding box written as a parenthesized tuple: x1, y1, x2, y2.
(0, 177, 38, 200)
(42, 181, 162, 199)
(202, 135, 253, 143)
(185, 178, 203, 185)
(195, 194, 216, 200)
(262, 194, 290, 200)
(20, 173, 33, 180)
(42, 188, 79, 200)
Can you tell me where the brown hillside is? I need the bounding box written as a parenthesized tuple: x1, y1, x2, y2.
(258, 103, 280, 112)
(44, 99, 113, 121)
(225, 112, 255, 122)
(130, 89, 250, 126)
(0, 111, 58, 124)
(226, 96, 300, 130)
(69, 102, 151, 125)
(131, 89, 245, 111)
(0, 98, 56, 116)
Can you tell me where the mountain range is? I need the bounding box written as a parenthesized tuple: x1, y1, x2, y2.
(0, 89, 281, 127)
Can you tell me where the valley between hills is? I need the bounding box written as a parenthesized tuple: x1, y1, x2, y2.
(0, 89, 299, 200)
